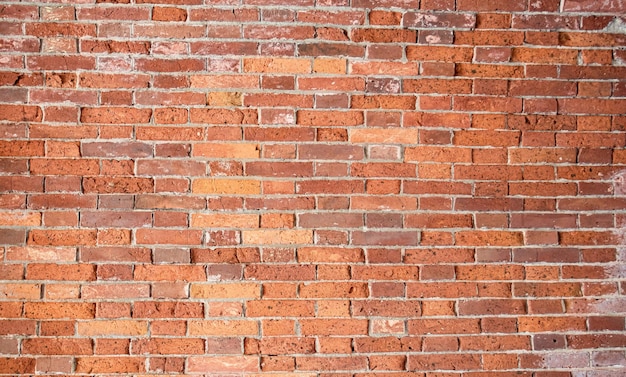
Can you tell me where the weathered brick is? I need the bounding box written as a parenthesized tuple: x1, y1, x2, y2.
(300, 319, 368, 336)
(2, 2, 625, 373)
(80, 107, 150, 124)
(75, 357, 144, 374)
(0, 357, 36, 375)
(131, 338, 204, 355)
(187, 356, 257, 373)
(245, 265, 315, 281)
(408, 353, 481, 371)
(28, 230, 96, 246)
(133, 302, 203, 319)
(26, 263, 95, 281)
(24, 303, 95, 319)
(82, 283, 150, 299)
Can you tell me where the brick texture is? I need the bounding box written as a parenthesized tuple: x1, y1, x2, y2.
(1, 1, 625, 376)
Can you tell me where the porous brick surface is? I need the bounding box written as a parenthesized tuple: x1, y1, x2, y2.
(1, 0, 625, 376)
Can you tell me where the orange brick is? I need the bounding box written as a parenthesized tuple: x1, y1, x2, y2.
(134, 265, 206, 281)
(193, 143, 259, 158)
(24, 303, 95, 319)
(75, 357, 144, 374)
(192, 178, 261, 194)
(262, 319, 296, 336)
(260, 213, 295, 228)
(313, 58, 346, 74)
(26, 263, 95, 281)
(77, 320, 148, 336)
(297, 110, 364, 126)
(244, 58, 311, 74)
(518, 317, 586, 332)
(135, 229, 203, 246)
(247, 300, 315, 317)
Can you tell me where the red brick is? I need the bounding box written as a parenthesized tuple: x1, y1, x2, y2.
(454, 96, 523, 112)
(190, 41, 259, 56)
(26, 263, 95, 281)
(298, 42, 365, 57)
(78, 73, 149, 89)
(519, 317, 587, 333)
(75, 357, 144, 374)
(456, 30, 525, 45)
(406, 46, 473, 62)
(135, 229, 203, 246)
(80, 107, 151, 124)
(408, 319, 480, 334)
(190, 108, 257, 125)
(0, 302, 23, 318)
(352, 231, 418, 246)
(0, 4, 39, 20)
(189, 7, 258, 21)
(191, 247, 260, 264)
(134, 265, 205, 281)
(559, 231, 617, 246)
(351, 28, 416, 43)
(133, 302, 203, 319)
(559, 98, 626, 114)
(2, 2, 625, 372)
(0, 358, 36, 374)
(28, 229, 96, 246)
(135, 57, 204, 72)
(456, 264, 524, 280)
(299, 213, 363, 228)
(0, 105, 42, 122)
(297, 356, 368, 371)
(82, 177, 153, 194)
(245, 337, 315, 355)
(245, 265, 315, 281)
(151, 6, 187, 21)
(131, 338, 204, 355)
(80, 247, 150, 263)
(406, 214, 473, 229)
(300, 282, 368, 298)
(135, 91, 205, 106)
(80, 40, 150, 54)
(22, 338, 93, 355)
(24, 302, 95, 319)
(353, 300, 420, 317)
(368, 10, 401, 25)
(297, 110, 364, 126)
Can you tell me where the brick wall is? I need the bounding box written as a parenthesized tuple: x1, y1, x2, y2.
(1, 0, 625, 375)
